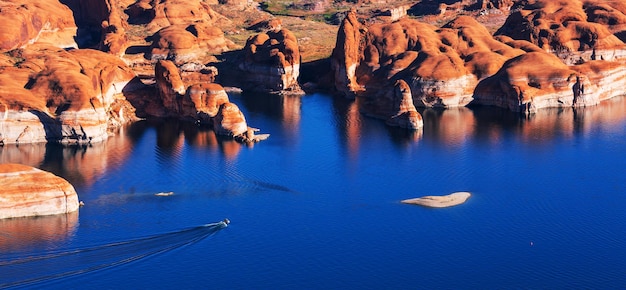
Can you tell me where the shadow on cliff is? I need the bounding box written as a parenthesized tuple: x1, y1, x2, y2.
(408, 0, 466, 16)
(210, 50, 334, 94)
(29, 110, 63, 143)
(209, 50, 245, 89)
(300, 58, 334, 93)
(59, 0, 107, 48)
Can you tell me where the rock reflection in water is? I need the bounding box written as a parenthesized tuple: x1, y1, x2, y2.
(239, 91, 302, 139)
(418, 96, 626, 147)
(0, 130, 133, 187)
(0, 211, 78, 252)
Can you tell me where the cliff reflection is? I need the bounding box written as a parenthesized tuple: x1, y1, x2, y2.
(239, 92, 302, 139)
(0, 128, 134, 187)
(422, 96, 626, 147)
(333, 97, 362, 159)
(0, 211, 78, 252)
(0, 119, 245, 189)
(136, 119, 242, 160)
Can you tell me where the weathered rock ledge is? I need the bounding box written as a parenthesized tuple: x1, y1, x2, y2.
(0, 163, 79, 219)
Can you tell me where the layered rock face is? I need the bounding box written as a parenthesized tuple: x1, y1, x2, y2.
(0, 46, 137, 144)
(0, 164, 79, 219)
(240, 19, 303, 94)
(0, 0, 78, 51)
(474, 52, 626, 112)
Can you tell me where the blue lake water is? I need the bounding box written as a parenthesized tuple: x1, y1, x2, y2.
(1, 93, 626, 289)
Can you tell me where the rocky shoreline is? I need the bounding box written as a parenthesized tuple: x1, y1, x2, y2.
(1, 0, 626, 217)
(1, 0, 625, 147)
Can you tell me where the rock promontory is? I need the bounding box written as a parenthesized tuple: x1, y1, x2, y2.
(0, 163, 80, 219)
(153, 60, 268, 142)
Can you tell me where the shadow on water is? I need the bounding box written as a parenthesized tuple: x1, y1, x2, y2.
(0, 221, 228, 289)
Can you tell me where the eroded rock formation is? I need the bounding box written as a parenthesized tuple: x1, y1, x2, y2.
(240, 19, 303, 94)
(0, 45, 138, 144)
(0, 163, 79, 219)
(149, 23, 235, 64)
(154, 60, 268, 142)
(496, 0, 626, 64)
(332, 15, 531, 107)
(332, 6, 626, 114)
(474, 52, 626, 113)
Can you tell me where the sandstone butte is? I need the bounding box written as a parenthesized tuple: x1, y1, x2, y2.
(331, 0, 626, 114)
(240, 19, 304, 94)
(401, 191, 471, 208)
(0, 163, 79, 219)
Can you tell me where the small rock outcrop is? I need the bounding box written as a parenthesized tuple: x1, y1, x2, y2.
(385, 80, 423, 129)
(0, 163, 79, 219)
(401, 191, 471, 208)
(240, 19, 303, 94)
(360, 79, 424, 129)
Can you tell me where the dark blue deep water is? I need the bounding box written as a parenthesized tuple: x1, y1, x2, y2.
(1, 93, 626, 289)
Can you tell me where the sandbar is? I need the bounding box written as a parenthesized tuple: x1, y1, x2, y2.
(401, 191, 471, 208)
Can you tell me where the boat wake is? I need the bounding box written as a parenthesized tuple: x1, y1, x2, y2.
(0, 220, 229, 289)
